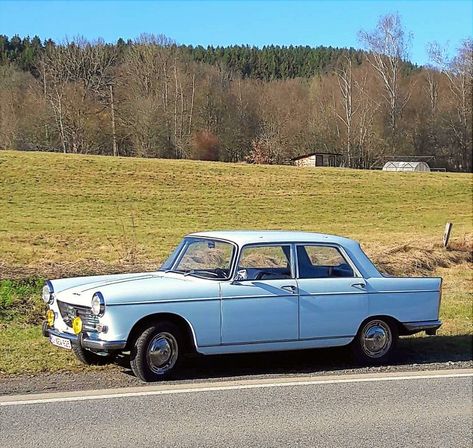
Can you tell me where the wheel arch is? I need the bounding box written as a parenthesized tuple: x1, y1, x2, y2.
(125, 312, 198, 353)
(356, 314, 404, 336)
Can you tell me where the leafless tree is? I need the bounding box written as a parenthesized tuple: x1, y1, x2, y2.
(41, 37, 118, 153)
(359, 13, 412, 135)
(428, 38, 473, 171)
(335, 57, 358, 166)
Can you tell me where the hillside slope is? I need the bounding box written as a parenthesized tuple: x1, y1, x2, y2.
(0, 150, 471, 276)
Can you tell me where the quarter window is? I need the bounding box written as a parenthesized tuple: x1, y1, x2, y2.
(238, 245, 292, 280)
(297, 245, 354, 278)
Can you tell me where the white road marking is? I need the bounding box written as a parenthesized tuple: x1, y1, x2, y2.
(1, 370, 472, 407)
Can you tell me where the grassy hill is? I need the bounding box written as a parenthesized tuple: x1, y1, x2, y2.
(1, 150, 471, 274)
(0, 150, 471, 374)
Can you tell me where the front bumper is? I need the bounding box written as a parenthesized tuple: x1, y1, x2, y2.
(403, 319, 442, 335)
(42, 321, 127, 351)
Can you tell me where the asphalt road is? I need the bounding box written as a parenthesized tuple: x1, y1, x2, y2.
(1, 370, 472, 448)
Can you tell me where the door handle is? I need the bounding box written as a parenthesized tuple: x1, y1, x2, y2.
(281, 285, 297, 294)
(351, 282, 366, 289)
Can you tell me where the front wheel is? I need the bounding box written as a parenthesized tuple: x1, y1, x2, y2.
(130, 321, 182, 382)
(351, 318, 398, 365)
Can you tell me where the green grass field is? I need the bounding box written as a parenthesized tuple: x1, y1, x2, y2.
(0, 150, 471, 374)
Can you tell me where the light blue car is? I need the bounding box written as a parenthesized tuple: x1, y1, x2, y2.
(42, 231, 442, 381)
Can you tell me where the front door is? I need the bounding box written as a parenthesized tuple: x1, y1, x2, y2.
(296, 244, 368, 339)
(220, 244, 299, 344)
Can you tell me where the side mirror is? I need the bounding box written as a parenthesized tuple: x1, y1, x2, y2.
(233, 269, 248, 283)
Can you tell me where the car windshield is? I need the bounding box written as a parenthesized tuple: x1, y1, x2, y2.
(159, 237, 235, 279)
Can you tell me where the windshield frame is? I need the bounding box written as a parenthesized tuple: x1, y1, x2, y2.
(158, 236, 238, 281)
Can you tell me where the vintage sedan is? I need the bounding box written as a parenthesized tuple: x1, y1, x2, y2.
(42, 231, 442, 381)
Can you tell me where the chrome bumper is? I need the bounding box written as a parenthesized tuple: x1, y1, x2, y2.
(403, 319, 442, 335)
(42, 321, 127, 351)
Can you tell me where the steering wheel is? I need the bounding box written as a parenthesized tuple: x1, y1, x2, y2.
(255, 271, 273, 280)
(214, 268, 228, 278)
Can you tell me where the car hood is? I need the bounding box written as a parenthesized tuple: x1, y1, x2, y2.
(53, 272, 220, 307)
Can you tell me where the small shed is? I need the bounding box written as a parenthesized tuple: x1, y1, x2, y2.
(382, 161, 431, 172)
(292, 152, 343, 168)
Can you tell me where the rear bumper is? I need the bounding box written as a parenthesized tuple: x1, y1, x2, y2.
(402, 319, 442, 335)
(42, 321, 127, 351)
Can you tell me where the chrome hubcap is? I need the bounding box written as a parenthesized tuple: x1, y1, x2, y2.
(361, 320, 392, 358)
(146, 332, 178, 374)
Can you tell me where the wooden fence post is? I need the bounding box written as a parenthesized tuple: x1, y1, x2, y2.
(443, 222, 453, 248)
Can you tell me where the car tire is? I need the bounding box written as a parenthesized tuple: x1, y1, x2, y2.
(72, 344, 114, 366)
(130, 321, 183, 382)
(351, 318, 398, 365)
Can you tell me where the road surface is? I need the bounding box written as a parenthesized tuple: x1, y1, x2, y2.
(1, 369, 472, 447)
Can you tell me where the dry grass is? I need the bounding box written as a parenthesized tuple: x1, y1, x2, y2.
(366, 236, 473, 277)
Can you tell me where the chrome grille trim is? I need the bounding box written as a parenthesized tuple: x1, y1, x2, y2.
(57, 300, 99, 331)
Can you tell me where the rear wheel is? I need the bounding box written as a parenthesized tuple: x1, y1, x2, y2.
(72, 344, 114, 366)
(130, 321, 183, 382)
(351, 318, 398, 365)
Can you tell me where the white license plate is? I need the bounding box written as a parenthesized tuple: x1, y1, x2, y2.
(50, 334, 72, 350)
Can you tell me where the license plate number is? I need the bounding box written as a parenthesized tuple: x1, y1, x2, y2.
(50, 335, 72, 350)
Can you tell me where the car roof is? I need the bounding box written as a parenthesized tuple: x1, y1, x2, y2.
(188, 230, 358, 248)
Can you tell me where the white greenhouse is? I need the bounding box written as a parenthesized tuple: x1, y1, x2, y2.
(382, 161, 431, 172)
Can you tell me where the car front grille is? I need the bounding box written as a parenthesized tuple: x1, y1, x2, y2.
(57, 300, 99, 331)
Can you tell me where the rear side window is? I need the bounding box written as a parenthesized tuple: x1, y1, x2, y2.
(297, 245, 354, 279)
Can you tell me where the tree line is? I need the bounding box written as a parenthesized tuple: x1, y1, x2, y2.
(0, 13, 471, 171)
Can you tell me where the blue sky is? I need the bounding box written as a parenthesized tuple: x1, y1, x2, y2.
(1, 1, 472, 64)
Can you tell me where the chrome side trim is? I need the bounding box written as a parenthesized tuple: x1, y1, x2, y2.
(370, 289, 440, 294)
(107, 297, 220, 306)
(402, 320, 442, 331)
(199, 334, 353, 348)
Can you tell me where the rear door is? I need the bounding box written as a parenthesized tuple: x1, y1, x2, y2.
(296, 244, 368, 339)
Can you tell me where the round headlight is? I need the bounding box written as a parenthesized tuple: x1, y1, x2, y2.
(42, 284, 52, 303)
(91, 292, 105, 316)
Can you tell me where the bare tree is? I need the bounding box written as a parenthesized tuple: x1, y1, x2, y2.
(41, 37, 118, 153)
(428, 38, 473, 171)
(423, 67, 439, 114)
(359, 13, 412, 135)
(109, 84, 118, 156)
(334, 57, 358, 166)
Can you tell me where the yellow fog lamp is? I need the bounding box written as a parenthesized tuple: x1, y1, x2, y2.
(46, 309, 55, 327)
(72, 316, 83, 335)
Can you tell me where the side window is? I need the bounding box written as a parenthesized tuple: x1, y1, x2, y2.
(238, 245, 292, 280)
(297, 245, 354, 279)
